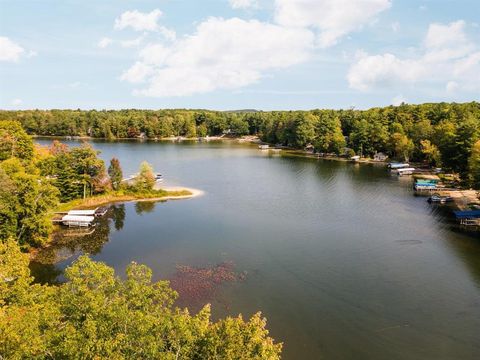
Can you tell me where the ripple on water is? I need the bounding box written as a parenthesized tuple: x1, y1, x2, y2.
(394, 239, 423, 245)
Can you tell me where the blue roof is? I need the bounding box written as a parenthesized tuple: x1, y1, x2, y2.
(453, 210, 480, 219)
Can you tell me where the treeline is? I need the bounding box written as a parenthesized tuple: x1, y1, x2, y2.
(1, 102, 480, 184)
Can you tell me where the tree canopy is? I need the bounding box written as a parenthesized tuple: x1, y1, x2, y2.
(2, 102, 479, 183)
(0, 240, 282, 359)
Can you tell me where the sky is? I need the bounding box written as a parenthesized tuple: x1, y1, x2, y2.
(0, 0, 479, 111)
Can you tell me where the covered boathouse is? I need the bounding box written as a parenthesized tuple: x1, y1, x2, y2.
(60, 215, 95, 227)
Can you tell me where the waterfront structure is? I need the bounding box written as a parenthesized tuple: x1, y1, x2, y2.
(61, 215, 95, 227)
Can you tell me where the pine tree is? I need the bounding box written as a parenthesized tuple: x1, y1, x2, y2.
(108, 157, 123, 190)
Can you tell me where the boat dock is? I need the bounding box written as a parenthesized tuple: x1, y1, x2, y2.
(53, 207, 109, 227)
(454, 210, 480, 227)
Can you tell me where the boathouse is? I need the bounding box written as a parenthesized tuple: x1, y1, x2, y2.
(61, 215, 95, 227)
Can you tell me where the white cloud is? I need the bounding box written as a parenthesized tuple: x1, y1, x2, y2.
(120, 62, 154, 83)
(0, 36, 25, 62)
(229, 0, 258, 9)
(114, 9, 175, 41)
(115, 9, 161, 32)
(122, 17, 314, 97)
(11, 98, 22, 106)
(120, 35, 145, 48)
(348, 51, 424, 91)
(348, 21, 480, 94)
(423, 20, 473, 62)
(274, 0, 391, 47)
(97, 37, 113, 48)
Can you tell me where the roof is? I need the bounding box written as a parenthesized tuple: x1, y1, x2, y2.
(396, 167, 416, 172)
(453, 210, 480, 219)
(389, 163, 410, 169)
(68, 209, 97, 216)
(62, 215, 95, 223)
(415, 179, 439, 184)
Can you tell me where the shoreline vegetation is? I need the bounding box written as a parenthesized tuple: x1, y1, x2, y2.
(54, 186, 203, 212)
(4, 102, 478, 189)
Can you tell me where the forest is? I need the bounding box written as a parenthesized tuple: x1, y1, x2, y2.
(1, 102, 479, 187)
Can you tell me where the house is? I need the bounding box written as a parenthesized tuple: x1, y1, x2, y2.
(374, 152, 388, 162)
(305, 144, 315, 153)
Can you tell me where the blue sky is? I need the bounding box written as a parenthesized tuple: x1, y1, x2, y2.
(0, 0, 479, 110)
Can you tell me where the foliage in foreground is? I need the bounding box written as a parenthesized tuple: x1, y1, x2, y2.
(0, 239, 281, 359)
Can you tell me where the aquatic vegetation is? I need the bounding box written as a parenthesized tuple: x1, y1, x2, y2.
(170, 261, 247, 305)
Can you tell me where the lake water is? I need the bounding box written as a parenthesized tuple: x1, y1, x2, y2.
(32, 139, 480, 359)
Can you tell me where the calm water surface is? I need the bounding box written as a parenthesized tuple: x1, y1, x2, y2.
(33, 139, 480, 360)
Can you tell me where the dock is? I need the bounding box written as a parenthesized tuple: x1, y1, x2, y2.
(453, 210, 480, 227)
(53, 207, 109, 227)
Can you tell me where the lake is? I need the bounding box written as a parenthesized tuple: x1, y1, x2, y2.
(32, 139, 480, 360)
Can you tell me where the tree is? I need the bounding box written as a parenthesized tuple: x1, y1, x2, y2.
(420, 139, 441, 167)
(314, 113, 346, 154)
(0, 120, 34, 161)
(469, 140, 480, 189)
(0, 249, 282, 359)
(390, 132, 414, 161)
(135, 161, 156, 191)
(70, 144, 106, 198)
(293, 113, 316, 148)
(0, 159, 59, 247)
(0, 168, 18, 241)
(108, 157, 123, 190)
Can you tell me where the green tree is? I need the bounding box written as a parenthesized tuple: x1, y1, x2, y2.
(293, 113, 316, 148)
(0, 248, 282, 359)
(314, 113, 346, 154)
(0, 159, 59, 247)
(469, 140, 480, 189)
(108, 157, 123, 190)
(390, 132, 414, 161)
(0, 168, 18, 241)
(420, 139, 441, 167)
(135, 161, 156, 191)
(0, 120, 34, 161)
(70, 144, 106, 198)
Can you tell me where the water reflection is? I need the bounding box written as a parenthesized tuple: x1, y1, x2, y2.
(135, 201, 157, 215)
(30, 204, 126, 283)
(112, 204, 126, 230)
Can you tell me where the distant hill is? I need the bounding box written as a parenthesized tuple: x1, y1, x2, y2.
(224, 109, 260, 113)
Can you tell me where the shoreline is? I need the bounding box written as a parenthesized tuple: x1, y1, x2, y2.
(31, 186, 204, 261)
(154, 185, 205, 199)
(55, 186, 204, 212)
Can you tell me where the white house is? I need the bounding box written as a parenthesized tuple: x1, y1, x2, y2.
(374, 152, 388, 162)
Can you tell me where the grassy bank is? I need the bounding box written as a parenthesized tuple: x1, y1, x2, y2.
(55, 188, 193, 212)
